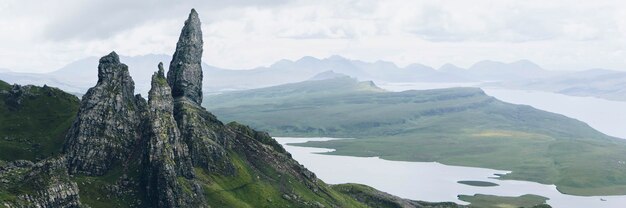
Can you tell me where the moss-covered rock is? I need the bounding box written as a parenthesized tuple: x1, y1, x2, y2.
(0, 157, 81, 207)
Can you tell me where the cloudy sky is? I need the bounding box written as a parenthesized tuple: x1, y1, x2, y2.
(1, 0, 626, 72)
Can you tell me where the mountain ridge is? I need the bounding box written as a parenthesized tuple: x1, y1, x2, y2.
(2, 54, 567, 94)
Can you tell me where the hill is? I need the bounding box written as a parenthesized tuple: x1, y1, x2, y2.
(0, 80, 79, 161)
(205, 75, 626, 196)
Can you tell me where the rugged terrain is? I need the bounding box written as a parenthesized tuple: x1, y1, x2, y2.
(0, 9, 471, 208)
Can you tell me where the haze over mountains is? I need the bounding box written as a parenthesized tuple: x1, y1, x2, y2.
(1, 54, 625, 101)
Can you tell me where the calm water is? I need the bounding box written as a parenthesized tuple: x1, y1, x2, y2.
(378, 82, 626, 139)
(275, 137, 626, 208)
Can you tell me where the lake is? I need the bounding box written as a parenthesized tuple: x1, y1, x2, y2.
(275, 82, 626, 208)
(275, 137, 626, 208)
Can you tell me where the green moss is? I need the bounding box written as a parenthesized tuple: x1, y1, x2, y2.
(154, 75, 168, 86)
(177, 177, 194, 195)
(73, 163, 143, 208)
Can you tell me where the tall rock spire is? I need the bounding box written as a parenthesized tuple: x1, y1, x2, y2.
(167, 9, 204, 105)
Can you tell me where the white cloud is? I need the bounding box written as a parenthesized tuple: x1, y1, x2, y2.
(1, 0, 626, 72)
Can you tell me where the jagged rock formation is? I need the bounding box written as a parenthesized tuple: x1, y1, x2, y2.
(144, 63, 200, 207)
(0, 9, 468, 208)
(167, 9, 204, 105)
(64, 52, 147, 176)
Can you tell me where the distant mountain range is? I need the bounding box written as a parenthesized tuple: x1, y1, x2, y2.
(1, 54, 625, 101)
(483, 68, 626, 101)
(441, 60, 563, 81)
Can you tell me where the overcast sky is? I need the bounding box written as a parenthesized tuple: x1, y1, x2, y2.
(1, 0, 626, 72)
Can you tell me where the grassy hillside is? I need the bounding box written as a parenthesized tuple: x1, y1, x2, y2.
(0, 80, 79, 161)
(458, 194, 549, 208)
(205, 77, 626, 196)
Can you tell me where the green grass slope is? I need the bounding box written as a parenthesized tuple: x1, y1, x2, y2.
(0, 80, 79, 161)
(458, 194, 550, 208)
(332, 183, 463, 208)
(205, 77, 626, 196)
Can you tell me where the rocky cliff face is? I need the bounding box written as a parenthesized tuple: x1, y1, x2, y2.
(64, 52, 146, 176)
(144, 63, 200, 207)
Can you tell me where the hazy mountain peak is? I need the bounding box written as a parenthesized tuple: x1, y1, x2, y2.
(373, 60, 398, 68)
(308, 70, 351, 81)
(296, 55, 321, 63)
(269, 59, 294, 68)
(438, 63, 465, 72)
(326, 54, 349, 61)
(405, 63, 436, 70)
(469, 60, 505, 70)
(510, 59, 542, 69)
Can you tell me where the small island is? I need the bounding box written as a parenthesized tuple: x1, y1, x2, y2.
(458, 180, 499, 187)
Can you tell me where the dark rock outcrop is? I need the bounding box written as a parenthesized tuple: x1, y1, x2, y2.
(64, 52, 146, 176)
(167, 8, 204, 105)
(0, 157, 81, 208)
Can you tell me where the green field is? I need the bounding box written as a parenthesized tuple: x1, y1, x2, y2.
(205, 76, 626, 196)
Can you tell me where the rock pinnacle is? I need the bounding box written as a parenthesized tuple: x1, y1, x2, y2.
(167, 9, 204, 105)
